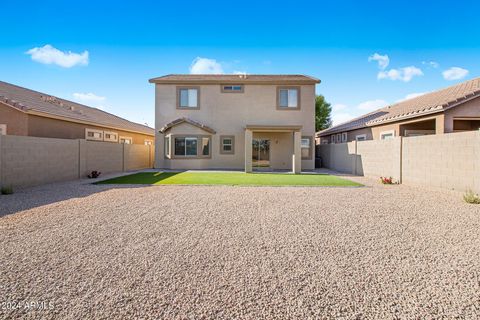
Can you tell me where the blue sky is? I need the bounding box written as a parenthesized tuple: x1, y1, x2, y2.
(1, 0, 479, 127)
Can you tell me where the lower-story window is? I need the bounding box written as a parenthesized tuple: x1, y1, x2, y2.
(0, 124, 6, 135)
(301, 136, 312, 159)
(119, 136, 133, 144)
(380, 130, 395, 140)
(174, 136, 211, 157)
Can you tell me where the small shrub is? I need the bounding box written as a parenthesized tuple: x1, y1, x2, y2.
(1, 186, 13, 195)
(380, 176, 396, 185)
(463, 190, 480, 204)
(87, 171, 101, 179)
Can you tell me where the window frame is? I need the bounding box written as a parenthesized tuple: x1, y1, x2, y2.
(276, 86, 301, 110)
(221, 84, 244, 93)
(331, 135, 335, 144)
(144, 139, 153, 145)
(103, 131, 118, 143)
(355, 134, 367, 141)
(171, 135, 211, 159)
(341, 132, 347, 143)
(301, 136, 313, 160)
(119, 136, 133, 144)
(336, 133, 341, 143)
(380, 130, 395, 140)
(176, 86, 200, 109)
(164, 136, 171, 158)
(0, 124, 6, 135)
(219, 135, 235, 154)
(85, 128, 103, 141)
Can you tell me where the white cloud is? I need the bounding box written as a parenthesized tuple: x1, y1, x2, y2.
(378, 66, 423, 82)
(422, 61, 439, 68)
(442, 67, 469, 80)
(233, 70, 247, 75)
(403, 92, 426, 101)
(332, 104, 348, 112)
(357, 99, 388, 111)
(332, 113, 355, 126)
(189, 57, 224, 74)
(368, 53, 390, 70)
(73, 92, 106, 102)
(26, 44, 89, 68)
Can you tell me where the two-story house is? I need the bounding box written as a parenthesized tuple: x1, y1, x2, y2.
(149, 74, 320, 172)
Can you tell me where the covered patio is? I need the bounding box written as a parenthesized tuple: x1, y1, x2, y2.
(244, 125, 303, 173)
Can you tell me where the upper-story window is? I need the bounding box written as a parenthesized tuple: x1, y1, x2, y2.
(277, 87, 300, 109)
(221, 85, 244, 93)
(177, 87, 199, 109)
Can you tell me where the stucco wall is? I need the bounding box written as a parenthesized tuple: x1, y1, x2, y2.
(155, 84, 316, 170)
(27, 114, 153, 145)
(0, 103, 29, 136)
(317, 131, 480, 193)
(0, 135, 154, 188)
(444, 97, 480, 132)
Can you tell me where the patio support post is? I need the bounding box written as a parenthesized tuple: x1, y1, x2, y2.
(293, 131, 301, 174)
(245, 129, 253, 173)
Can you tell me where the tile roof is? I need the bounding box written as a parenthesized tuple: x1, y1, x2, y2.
(318, 77, 480, 136)
(0, 81, 154, 135)
(149, 74, 320, 84)
(159, 117, 216, 134)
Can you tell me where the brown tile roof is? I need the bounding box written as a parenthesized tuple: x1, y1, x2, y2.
(149, 74, 320, 84)
(159, 117, 216, 134)
(0, 81, 154, 135)
(318, 77, 480, 136)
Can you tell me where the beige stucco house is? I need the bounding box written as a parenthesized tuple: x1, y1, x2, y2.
(150, 74, 320, 172)
(317, 77, 480, 144)
(0, 81, 154, 144)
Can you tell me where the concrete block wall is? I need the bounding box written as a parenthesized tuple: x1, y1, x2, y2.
(0, 135, 79, 188)
(0, 135, 154, 188)
(355, 138, 402, 182)
(402, 131, 480, 192)
(124, 144, 151, 171)
(318, 131, 480, 193)
(317, 142, 356, 173)
(85, 141, 124, 175)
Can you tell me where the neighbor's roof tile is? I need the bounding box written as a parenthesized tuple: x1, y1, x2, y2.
(318, 77, 480, 136)
(0, 81, 154, 135)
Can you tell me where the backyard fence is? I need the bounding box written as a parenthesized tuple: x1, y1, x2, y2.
(317, 130, 480, 193)
(0, 135, 154, 188)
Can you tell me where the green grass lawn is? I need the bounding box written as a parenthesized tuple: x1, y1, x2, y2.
(96, 172, 362, 187)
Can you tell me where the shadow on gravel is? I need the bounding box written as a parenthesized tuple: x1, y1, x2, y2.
(0, 182, 148, 218)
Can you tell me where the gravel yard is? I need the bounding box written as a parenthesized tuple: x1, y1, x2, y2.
(1, 177, 479, 319)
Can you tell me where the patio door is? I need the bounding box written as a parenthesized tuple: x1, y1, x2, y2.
(252, 139, 270, 168)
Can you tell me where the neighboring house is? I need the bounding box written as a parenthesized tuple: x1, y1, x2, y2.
(317, 77, 480, 144)
(150, 74, 320, 172)
(0, 81, 154, 144)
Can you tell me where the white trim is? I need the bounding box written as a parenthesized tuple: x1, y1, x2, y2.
(341, 132, 347, 143)
(144, 139, 153, 145)
(380, 130, 395, 140)
(103, 131, 118, 142)
(0, 124, 6, 135)
(355, 134, 367, 141)
(85, 128, 103, 141)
